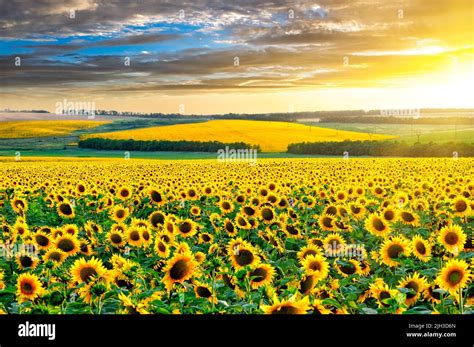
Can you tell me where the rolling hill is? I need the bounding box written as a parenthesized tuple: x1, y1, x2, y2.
(85, 119, 394, 152)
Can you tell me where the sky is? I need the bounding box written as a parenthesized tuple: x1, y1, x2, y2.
(0, 0, 473, 114)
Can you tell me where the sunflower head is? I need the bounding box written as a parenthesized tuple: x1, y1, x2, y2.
(261, 296, 310, 314)
(55, 234, 80, 256)
(380, 236, 411, 267)
(411, 235, 432, 262)
(302, 254, 329, 281)
(398, 272, 427, 306)
(365, 214, 391, 237)
(70, 257, 107, 284)
(57, 201, 75, 219)
(438, 224, 466, 254)
(162, 252, 198, 291)
(248, 263, 275, 289)
(436, 259, 471, 295)
(16, 273, 44, 303)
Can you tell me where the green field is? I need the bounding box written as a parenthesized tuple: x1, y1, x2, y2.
(310, 122, 474, 144)
(0, 148, 349, 160)
(0, 117, 472, 158)
(0, 118, 207, 150)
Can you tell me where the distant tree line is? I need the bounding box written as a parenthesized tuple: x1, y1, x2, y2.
(79, 138, 260, 152)
(287, 140, 474, 157)
(93, 108, 472, 124)
(317, 116, 473, 125)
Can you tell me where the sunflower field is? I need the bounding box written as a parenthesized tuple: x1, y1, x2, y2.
(0, 158, 472, 314)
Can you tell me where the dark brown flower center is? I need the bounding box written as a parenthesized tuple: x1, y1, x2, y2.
(170, 259, 189, 280)
(80, 266, 98, 282)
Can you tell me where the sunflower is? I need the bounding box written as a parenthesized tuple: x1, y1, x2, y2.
(70, 257, 107, 284)
(140, 228, 153, 248)
(174, 241, 192, 254)
(43, 248, 66, 266)
(195, 251, 206, 264)
(229, 241, 259, 270)
(11, 197, 28, 214)
(436, 258, 471, 295)
(55, 234, 80, 256)
(130, 218, 150, 229)
(318, 214, 337, 231)
(223, 218, 237, 235)
(302, 254, 329, 281)
(381, 207, 398, 223)
(117, 186, 132, 200)
(16, 273, 44, 303)
(235, 213, 251, 230)
(335, 190, 348, 203)
(365, 214, 391, 237)
(369, 278, 397, 308)
(411, 235, 432, 262)
(107, 230, 126, 248)
(398, 272, 427, 306)
(193, 282, 216, 303)
(79, 240, 93, 256)
(154, 239, 170, 258)
(149, 211, 166, 228)
(198, 232, 214, 244)
(280, 221, 301, 237)
(110, 205, 129, 223)
(259, 206, 276, 224)
(438, 224, 466, 254)
(13, 220, 30, 239)
(75, 182, 87, 195)
(423, 283, 442, 304)
(219, 200, 234, 214)
(164, 220, 176, 234)
(297, 244, 323, 263)
(261, 296, 310, 314)
(336, 259, 361, 278)
(323, 233, 346, 253)
(149, 188, 164, 205)
(156, 231, 174, 244)
(110, 222, 127, 234)
(398, 210, 420, 227)
(16, 253, 38, 270)
(57, 200, 75, 219)
(162, 252, 198, 291)
(176, 219, 197, 238)
(359, 260, 371, 276)
(451, 197, 471, 217)
(241, 204, 258, 218)
(312, 299, 331, 314)
(33, 231, 51, 250)
(324, 205, 338, 216)
(126, 227, 143, 247)
(248, 263, 275, 289)
(349, 203, 366, 220)
(118, 292, 149, 314)
(299, 275, 317, 295)
(62, 224, 78, 236)
(190, 205, 201, 216)
(380, 236, 411, 267)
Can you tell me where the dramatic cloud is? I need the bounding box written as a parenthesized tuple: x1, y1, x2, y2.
(0, 0, 472, 112)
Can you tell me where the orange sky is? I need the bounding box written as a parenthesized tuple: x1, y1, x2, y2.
(0, 0, 472, 114)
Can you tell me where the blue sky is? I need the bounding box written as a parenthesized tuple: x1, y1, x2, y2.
(0, 0, 472, 113)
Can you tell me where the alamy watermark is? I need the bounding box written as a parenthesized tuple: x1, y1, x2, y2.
(217, 146, 257, 166)
(324, 242, 365, 260)
(0, 243, 38, 258)
(380, 108, 420, 119)
(55, 98, 96, 119)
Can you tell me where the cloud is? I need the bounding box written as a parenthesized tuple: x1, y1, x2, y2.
(0, 0, 472, 100)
